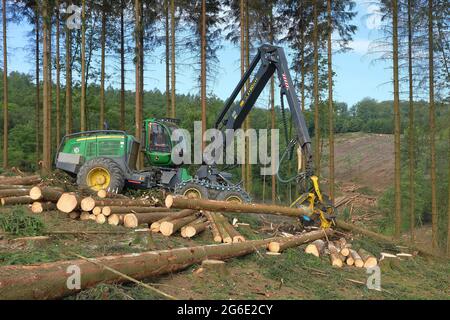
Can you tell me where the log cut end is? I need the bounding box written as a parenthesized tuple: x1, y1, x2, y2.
(165, 195, 174, 208)
(92, 207, 102, 216)
(57, 193, 79, 213)
(81, 197, 96, 212)
(267, 242, 281, 253)
(29, 186, 43, 200)
(124, 214, 138, 229)
(96, 214, 106, 225)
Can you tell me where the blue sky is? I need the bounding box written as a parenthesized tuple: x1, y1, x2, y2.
(3, 0, 391, 109)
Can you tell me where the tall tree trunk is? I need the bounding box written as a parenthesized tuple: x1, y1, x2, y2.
(65, 0, 72, 135)
(240, 0, 246, 189)
(42, 0, 51, 174)
(245, 0, 251, 194)
(99, 0, 106, 130)
(120, 0, 125, 131)
(48, 11, 52, 156)
(407, 0, 415, 242)
(134, 0, 143, 169)
(268, 8, 276, 205)
(55, 0, 61, 148)
(80, 0, 86, 131)
(1, 0, 7, 169)
(200, 0, 207, 152)
(313, 0, 320, 177)
(170, 0, 176, 118)
(392, 0, 402, 239)
(428, 0, 438, 251)
(327, 0, 334, 204)
(447, 104, 450, 257)
(164, 0, 170, 117)
(35, 7, 40, 167)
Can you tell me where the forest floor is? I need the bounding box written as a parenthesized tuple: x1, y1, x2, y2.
(0, 132, 449, 300)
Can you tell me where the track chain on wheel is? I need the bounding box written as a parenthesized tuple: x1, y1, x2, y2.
(174, 178, 251, 203)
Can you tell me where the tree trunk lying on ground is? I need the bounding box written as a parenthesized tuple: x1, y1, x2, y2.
(150, 209, 197, 233)
(56, 193, 81, 213)
(327, 241, 343, 268)
(216, 213, 245, 243)
(29, 187, 63, 202)
(181, 217, 208, 238)
(31, 202, 57, 214)
(81, 197, 156, 212)
(0, 236, 293, 300)
(165, 195, 311, 217)
(267, 229, 333, 254)
(305, 239, 326, 257)
(160, 214, 198, 236)
(108, 214, 125, 226)
(350, 249, 364, 268)
(97, 190, 128, 199)
(0, 175, 41, 186)
(123, 212, 174, 229)
(1, 196, 34, 206)
(0, 188, 31, 198)
(204, 211, 222, 243)
(102, 206, 172, 216)
(0, 185, 30, 190)
(358, 248, 378, 268)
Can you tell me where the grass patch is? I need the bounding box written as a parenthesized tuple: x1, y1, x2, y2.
(0, 207, 45, 236)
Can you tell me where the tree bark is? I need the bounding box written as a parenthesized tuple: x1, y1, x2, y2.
(120, 0, 125, 130)
(0, 236, 289, 300)
(313, 0, 320, 177)
(327, 0, 335, 203)
(267, 229, 333, 253)
(240, 0, 246, 190)
(200, 0, 207, 152)
(123, 212, 173, 228)
(41, 0, 51, 174)
(35, 6, 40, 167)
(165, 195, 312, 217)
(170, 0, 176, 118)
(164, 0, 170, 117)
(65, 0, 72, 135)
(2, 0, 8, 169)
(0, 175, 41, 185)
(407, 0, 415, 243)
(392, 0, 402, 240)
(55, 0, 61, 148)
(102, 206, 172, 216)
(134, 0, 143, 169)
(305, 239, 326, 257)
(358, 248, 377, 268)
(29, 186, 63, 202)
(99, 0, 106, 130)
(204, 211, 222, 243)
(31, 202, 57, 214)
(80, 197, 156, 212)
(150, 209, 197, 232)
(181, 217, 208, 238)
(0, 189, 31, 198)
(160, 215, 198, 236)
(1, 196, 34, 206)
(350, 249, 364, 268)
(80, 0, 86, 131)
(428, 0, 438, 251)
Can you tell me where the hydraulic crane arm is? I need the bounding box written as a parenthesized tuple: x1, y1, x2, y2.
(215, 44, 314, 175)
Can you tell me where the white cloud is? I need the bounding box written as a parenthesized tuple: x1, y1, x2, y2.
(348, 39, 371, 55)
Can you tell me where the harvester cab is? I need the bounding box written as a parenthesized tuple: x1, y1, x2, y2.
(55, 119, 192, 193)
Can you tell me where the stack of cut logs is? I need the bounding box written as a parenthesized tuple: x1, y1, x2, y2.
(303, 238, 378, 268)
(0, 175, 42, 206)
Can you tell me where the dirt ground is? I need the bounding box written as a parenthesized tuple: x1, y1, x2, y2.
(0, 133, 448, 300)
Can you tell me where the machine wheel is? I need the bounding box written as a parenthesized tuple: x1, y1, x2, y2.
(216, 189, 251, 204)
(177, 182, 209, 200)
(77, 158, 125, 193)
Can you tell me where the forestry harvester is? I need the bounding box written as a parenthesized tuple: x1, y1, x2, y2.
(55, 44, 335, 228)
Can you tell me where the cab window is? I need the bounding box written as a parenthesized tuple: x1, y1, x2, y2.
(148, 123, 171, 153)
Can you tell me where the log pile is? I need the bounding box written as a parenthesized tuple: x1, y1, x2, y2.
(303, 236, 378, 269)
(0, 175, 41, 206)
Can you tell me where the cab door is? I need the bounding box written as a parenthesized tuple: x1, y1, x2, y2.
(146, 122, 172, 166)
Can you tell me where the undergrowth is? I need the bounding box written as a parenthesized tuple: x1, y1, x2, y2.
(0, 207, 45, 236)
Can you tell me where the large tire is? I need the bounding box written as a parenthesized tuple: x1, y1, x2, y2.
(176, 182, 209, 200)
(77, 158, 125, 193)
(216, 189, 251, 204)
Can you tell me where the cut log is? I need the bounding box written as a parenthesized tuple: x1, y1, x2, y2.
(304, 239, 326, 257)
(0, 236, 291, 300)
(95, 214, 106, 225)
(267, 229, 334, 253)
(56, 193, 81, 213)
(0, 185, 30, 190)
(346, 255, 355, 266)
(97, 189, 128, 199)
(221, 217, 245, 243)
(335, 238, 351, 257)
(181, 218, 209, 238)
(81, 197, 156, 213)
(0, 188, 31, 198)
(204, 211, 222, 243)
(102, 206, 172, 216)
(123, 212, 173, 229)
(92, 207, 103, 216)
(358, 249, 378, 268)
(108, 214, 125, 226)
(330, 253, 343, 268)
(0, 175, 41, 185)
(1, 196, 34, 206)
(29, 187, 63, 202)
(160, 215, 198, 236)
(30, 202, 56, 214)
(150, 209, 197, 233)
(80, 212, 92, 221)
(213, 213, 232, 243)
(165, 195, 312, 217)
(69, 212, 81, 220)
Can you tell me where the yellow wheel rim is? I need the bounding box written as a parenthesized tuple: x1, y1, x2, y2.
(225, 195, 243, 204)
(86, 167, 111, 191)
(183, 188, 202, 199)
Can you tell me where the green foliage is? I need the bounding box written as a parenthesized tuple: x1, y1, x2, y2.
(0, 207, 45, 236)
